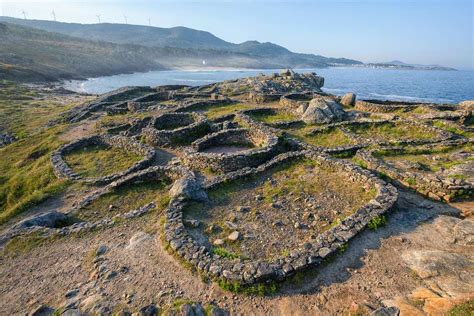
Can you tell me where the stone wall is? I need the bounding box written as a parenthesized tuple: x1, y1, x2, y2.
(181, 124, 280, 173)
(163, 150, 398, 286)
(355, 139, 474, 202)
(142, 112, 211, 147)
(51, 134, 156, 185)
(355, 100, 458, 113)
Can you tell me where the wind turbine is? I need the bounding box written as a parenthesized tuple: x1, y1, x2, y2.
(51, 10, 56, 21)
(96, 14, 101, 23)
(148, 18, 151, 26)
(123, 14, 128, 24)
(21, 10, 27, 20)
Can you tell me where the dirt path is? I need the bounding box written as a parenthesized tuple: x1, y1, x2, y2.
(1, 188, 472, 315)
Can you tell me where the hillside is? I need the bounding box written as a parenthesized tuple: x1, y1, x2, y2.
(0, 22, 167, 82)
(0, 16, 362, 66)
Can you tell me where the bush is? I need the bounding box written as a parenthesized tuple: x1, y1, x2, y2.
(368, 215, 387, 230)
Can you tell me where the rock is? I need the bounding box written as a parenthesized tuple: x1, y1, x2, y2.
(371, 306, 400, 316)
(227, 231, 240, 241)
(179, 303, 195, 316)
(280, 69, 295, 77)
(95, 245, 108, 256)
(14, 210, 68, 230)
(65, 289, 79, 298)
(340, 93, 356, 107)
(302, 97, 346, 124)
(29, 304, 54, 316)
(213, 239, 224, 246)
(459, 100, 474, 110)
(105, 270, 118, 280)
(61, 309, 81, 316)
(139, 304, 159, 316)
(402, 250, 471, 279)
(236, 206, 250, 213)
(126, 232, 152, 250)
(184, 219, 200, 228)
(79, 293, 103, 311)
(208, 305, 229, 316)
(453, 219, 474, 245)
(0, 133, 16, 147)
(170, 177, 208, 202)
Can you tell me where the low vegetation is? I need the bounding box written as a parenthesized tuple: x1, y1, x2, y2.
(78, 180, 171, 221)
(347, 122, 439, 142)
(0, 82, 89, 225)
(64, 144, 143, 178)
(248, 110, 298, 124)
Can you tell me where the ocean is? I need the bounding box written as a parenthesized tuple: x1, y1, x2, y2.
(63, 67, 474, 104)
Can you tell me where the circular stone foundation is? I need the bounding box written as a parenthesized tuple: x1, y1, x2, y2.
(67, 165, 189, 222)
(142, 112, 210, 146)
(163, 151, 398, 286)
(51, 134, 156, 185)
(356, 139, 474, 201)
(182, 127, 280, 173)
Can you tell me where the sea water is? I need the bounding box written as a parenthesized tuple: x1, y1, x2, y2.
(63, 67, 474, 103)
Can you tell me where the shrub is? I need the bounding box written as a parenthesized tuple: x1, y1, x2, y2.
(368, 215, 387, 230)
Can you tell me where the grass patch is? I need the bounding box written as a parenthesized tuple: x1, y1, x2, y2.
(376, 143, 474, 173)
(203, 103, 259, 119)
(248, 110, 298, 124)
(367, 215, 387, 230)
(78, 179, 171, 221)
(347, 122, 439, 142)
(447, 299, 474, 316)
(0, 82, 90, 224)
(432, 120, 473, 138)
(210, 246, 239, 259)
(2, 231, 54, 257)
(64, 144, 143, 178)
(289, 127, 356, 148)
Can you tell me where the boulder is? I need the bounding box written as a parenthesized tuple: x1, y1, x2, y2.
(402, 250, 471, 279)
(371, 306, 400, 316)
(14, 210, 68, 230)
(302, 97, 347, 124)
(459, 100, 474, 110)
(169, 176, 208, 202)
(453, 219, 474, 245)
(340, 93, 356, 107)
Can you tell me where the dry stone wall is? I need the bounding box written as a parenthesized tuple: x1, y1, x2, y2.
(51, 134, 156, 185)
(142, 112, 211, 147)
(163, 151, 398, 286)
(355, 139, 474, 202)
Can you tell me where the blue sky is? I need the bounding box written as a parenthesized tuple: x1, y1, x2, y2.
(1, 0, 473, 69)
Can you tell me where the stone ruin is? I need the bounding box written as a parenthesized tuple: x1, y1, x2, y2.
(4, 70, 473, 290)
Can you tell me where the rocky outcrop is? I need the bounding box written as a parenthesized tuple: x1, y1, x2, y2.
(0, 132, 16, 147)
(302, 97, 347, 124)
(459, 100, 474, 111)
(340, 93, 356, 107)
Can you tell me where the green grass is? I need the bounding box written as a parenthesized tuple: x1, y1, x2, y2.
(0, 82, 92, 225)
(79, 180, 171, 221)
(202, 103, 259, 119)
(432, 120, 473, 138)
(290, 127, 356, 148)
(447, 299, 474, 316)
(0, 126, 69, 225)
(367, 215, 387, 230)
(210, 246, 239, 259)
(64, 144, 143, 178)
(379, 144, 474, 174)
(248, 110, 298, 123)
(347, 122, 439, 142)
